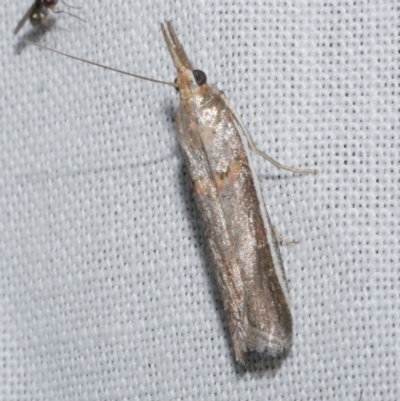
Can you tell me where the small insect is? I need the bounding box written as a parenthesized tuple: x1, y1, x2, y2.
(26, 22, 318, 364)
(14, 0, 84, 36)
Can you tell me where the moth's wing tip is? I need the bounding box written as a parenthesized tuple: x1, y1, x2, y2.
(242, 326, 292, 356)
(232, 337, 247, 365)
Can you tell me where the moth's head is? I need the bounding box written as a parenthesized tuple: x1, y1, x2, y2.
(161, 22, 208, 98)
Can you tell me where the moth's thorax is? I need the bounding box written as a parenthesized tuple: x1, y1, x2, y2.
(179, 83, 218, 111)
(177, 84, 227, 153)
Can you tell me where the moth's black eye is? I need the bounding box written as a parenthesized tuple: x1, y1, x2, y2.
(174, 77, 179, 92)
(193, 70, 207, 86)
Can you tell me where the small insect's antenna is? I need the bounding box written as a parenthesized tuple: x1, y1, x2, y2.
(24, 40, 178, 88)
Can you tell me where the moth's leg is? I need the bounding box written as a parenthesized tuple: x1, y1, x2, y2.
(239, 119, 318, 174)
(220, 92, 318, 174)
(273, 227, 299, 246)
(243, 130, 318, 174)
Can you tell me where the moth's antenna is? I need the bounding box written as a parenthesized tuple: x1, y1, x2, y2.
(24, 40, 178, 88)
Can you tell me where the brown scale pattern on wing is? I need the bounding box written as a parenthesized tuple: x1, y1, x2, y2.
(223, 156, 293, 356)
(175, 84, 292, 362)
(250, 211, 292, 336)
(192, 153, 247, 196)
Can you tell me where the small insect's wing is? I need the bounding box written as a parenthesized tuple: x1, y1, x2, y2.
(14, 3, 35, 35)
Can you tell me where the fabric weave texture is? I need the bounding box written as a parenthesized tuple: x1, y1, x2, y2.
(1, 1, 398, 400)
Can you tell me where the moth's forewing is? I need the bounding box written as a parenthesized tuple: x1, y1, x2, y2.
(176, 84, 293, 364)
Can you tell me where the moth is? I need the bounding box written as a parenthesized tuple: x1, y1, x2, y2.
(14, 0, 84, 36)
(25, 22, 317, 364)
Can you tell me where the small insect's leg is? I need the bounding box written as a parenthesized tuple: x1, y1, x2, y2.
(60, 0, 82, 9)
(51, 24, 70, 34)
(273, 227, 299, 245)
(52, 9, 86, 23)
(42, 24, 57, 47)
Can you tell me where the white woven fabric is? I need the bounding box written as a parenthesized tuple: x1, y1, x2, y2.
(1, 1, 398, 400)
